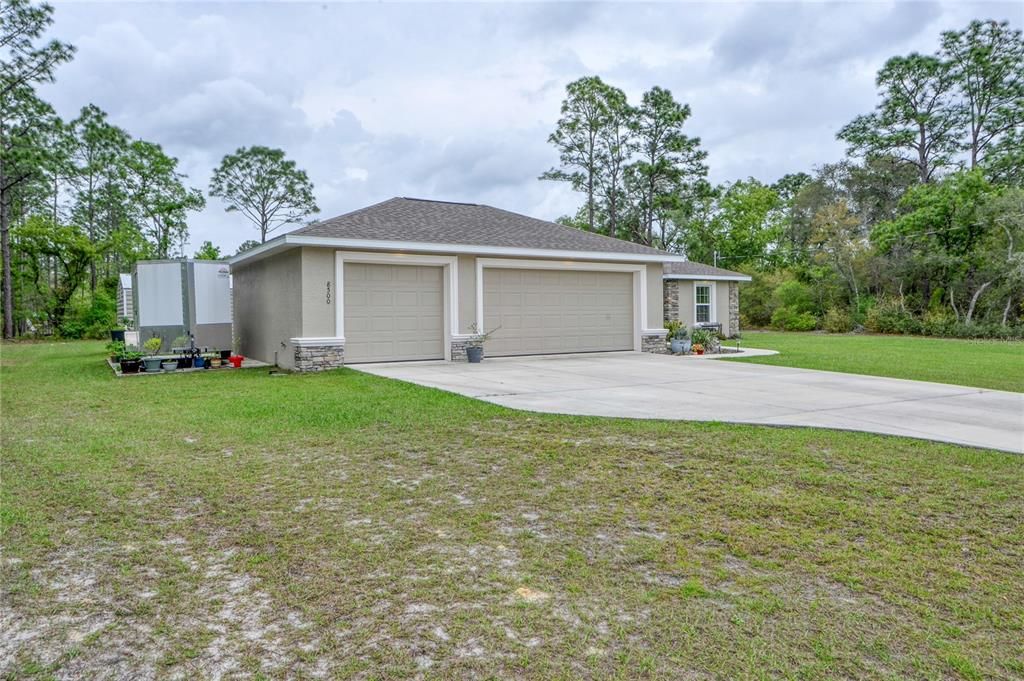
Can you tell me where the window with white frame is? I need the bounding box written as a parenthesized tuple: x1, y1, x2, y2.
(695, 284, 712, 323)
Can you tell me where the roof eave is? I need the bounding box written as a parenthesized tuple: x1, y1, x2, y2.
(663, 273, 752, 282)
(229, 234, 688, 266)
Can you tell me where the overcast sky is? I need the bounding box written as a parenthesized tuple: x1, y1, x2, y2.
(41, 1, 1022, 254)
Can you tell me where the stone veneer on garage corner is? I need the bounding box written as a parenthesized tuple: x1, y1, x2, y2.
(294, 343, 345, 372)
(729, 282, 739, 336)
(641, 333, 669, 354)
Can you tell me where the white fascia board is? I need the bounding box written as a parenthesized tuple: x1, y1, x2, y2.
(663, 273, 752, 282)
(229, 234, 687, 266)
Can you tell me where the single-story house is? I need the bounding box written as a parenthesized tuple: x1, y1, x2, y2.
(229, 198, 749, 371)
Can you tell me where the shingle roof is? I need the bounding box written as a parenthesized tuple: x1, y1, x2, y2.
(291, 197, 673, 257)
(663, 261, 749, 279)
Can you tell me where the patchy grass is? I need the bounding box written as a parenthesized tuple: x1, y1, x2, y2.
(732, 331, 1024, 392)
(2, 341, 1023, 679)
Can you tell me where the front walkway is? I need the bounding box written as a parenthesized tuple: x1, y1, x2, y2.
(352, 352, 1024, 453)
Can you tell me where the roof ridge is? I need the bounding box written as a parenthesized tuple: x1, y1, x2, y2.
(478, 203, 669, 253)
(400, 197, 480, 206)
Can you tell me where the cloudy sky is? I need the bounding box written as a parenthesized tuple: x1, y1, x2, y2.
(41, 1, 1021, 254)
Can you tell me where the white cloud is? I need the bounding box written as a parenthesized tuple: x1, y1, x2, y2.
(41, 1, 1022, 254)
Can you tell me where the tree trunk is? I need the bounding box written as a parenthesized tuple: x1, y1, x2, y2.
(918, 123, 929, 183)
(965, 280, 992, 324)
(1002, 296, 1012, 326)
(1, 191, 13, 338)
(949, 287, 961, 322)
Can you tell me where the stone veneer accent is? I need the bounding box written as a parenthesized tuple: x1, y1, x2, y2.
(450, 339, 469, 362)
(729, 282, 740, 336)
(294, 343, 345, 372)
(641, 333, 668, 354)
(663, 280, 680, 324)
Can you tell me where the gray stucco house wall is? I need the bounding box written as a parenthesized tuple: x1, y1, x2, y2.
(662, 263, 750, 338)
(231, 197, 738, 371)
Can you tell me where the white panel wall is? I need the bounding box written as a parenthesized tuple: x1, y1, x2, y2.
(136, 262, 183, 326)
(193, 262, 232, 324)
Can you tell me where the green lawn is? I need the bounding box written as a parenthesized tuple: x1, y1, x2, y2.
(2, 342, 1023, 680)
(732, 331, 1024, 392)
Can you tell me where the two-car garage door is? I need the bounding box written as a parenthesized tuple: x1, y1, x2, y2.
(343, 263, 635, 363)
(483, 268, 634, 357)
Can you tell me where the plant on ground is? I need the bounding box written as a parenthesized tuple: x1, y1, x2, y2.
(823, 307, 854, 333)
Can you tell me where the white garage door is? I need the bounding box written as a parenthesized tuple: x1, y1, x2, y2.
(483, 268, 634, 356)
(344, 263, 444, 363)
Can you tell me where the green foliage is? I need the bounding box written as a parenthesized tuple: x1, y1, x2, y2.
(124, 140, 205, 258)
(105, 339, 125, 358)
(940, 20, 1024, 177)
(59, 288, 114, 339)
(822, 307, 855, 334)
(209, 146, 319, 243)
(771, 280, 815, 314)
(680, 179, 783, 269)
(193, 240, 221, 260)
(689, 327, 716, 347)
(143, 336, 163, 356)
(770, 306, 818, 331)
(664, 320, 688, 340)
(542, 78, 706, 245)
(738, 268, 790, 327)
(235, 239, 260, 255)
(837, 53, 960, 183)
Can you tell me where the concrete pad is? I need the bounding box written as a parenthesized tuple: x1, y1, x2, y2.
(351, 352, 1024, 453)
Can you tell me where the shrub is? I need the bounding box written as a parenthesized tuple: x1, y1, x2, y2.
(864, 298, 915, 334)
(771, 279, 815, 314)
(822, 307, 854, 333)
(143, 337, 163, 355)
(770, 306, 818, 331)
(59, 290, 116, 339)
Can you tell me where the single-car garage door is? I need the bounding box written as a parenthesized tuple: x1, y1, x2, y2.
(483, 268, 634, 356)
(344, 263, 444, 362)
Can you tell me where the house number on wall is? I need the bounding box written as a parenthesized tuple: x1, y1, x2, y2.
(326, 281, 331, 305)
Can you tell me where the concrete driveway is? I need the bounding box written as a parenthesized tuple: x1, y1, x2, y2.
(353, 352, 1024, 453)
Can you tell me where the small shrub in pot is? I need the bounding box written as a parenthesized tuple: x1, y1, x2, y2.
(465, 323, 499, 363)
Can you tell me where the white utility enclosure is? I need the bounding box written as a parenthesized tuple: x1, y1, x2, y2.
(133, 260, 232, 352)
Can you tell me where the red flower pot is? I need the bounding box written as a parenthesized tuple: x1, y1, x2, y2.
(228, 355, 244, 368)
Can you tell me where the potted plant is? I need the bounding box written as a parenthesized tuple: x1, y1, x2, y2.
(193, 354, 206, 369)
(110, 325, 126, 343)
(208, 352, 222, 368)
(692, 343, 705, 355)
(142, 337, 164, 372)
(464, 323, 499, 363)
(161, 357, 178, 372)
(666, 321, 691, 354)
(119, 349, 143, 374)
(690, 328, 717, 355)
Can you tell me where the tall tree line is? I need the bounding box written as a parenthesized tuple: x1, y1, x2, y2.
(544, 19, 1024, 335)
(1, 0, 207, 337)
